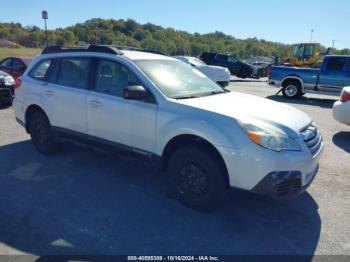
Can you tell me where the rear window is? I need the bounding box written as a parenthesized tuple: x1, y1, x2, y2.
(29, 59, 52, 80)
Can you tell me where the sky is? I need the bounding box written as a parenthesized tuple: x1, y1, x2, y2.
(1, 0, 350, 49)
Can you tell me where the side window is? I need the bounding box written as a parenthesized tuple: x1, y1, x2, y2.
(227, 56, 238, 63)
(29, 59, 52, 80)
(0, 58, 12, 67)
(57, 58, 91, 89)
(12, 59, 25, 70)
(215, 54, 227, 62)
(94, 59, 139, 97)
(326, 58, 346, 72)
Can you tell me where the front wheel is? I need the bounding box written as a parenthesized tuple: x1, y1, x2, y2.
(167, 144, 228, 211)
(217, 81, 229, 88)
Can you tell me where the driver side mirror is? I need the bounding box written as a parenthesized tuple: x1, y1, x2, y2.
(123, 85, 148, 101)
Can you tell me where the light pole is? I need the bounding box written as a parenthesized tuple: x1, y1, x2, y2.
(310, 29, 314, 42)
(42, 10, 48, 47)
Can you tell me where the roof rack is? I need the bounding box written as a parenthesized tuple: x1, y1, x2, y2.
(41, 45, 124, 55)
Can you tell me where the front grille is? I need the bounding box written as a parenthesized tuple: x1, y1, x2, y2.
(0, 77, 4, 86)
(300, 124, 323, 156)
(275, 177, 302, 197)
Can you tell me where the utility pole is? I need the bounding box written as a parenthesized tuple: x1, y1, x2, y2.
(332, 40, 335, 49)
(42, 10, 48, 47)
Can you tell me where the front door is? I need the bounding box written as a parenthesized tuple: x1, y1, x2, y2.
(318, 57, 347, 93)
(87, 58, 157, 154)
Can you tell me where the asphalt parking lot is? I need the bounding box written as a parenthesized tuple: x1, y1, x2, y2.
(0, 77, 349, 257)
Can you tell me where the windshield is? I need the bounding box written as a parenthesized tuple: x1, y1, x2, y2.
(304, 45, 314, 56)
(136, 59, 225, 99)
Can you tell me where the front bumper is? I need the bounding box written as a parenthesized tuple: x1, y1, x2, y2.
(217, 138, 323, 197)
(251, 165, 319, 199)
(0, 86, 14, 103)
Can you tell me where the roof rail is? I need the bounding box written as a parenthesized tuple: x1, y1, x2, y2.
(112, 45, 168, 56)
(41, 45, 124, 55)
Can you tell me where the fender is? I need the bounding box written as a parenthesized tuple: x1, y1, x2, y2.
(155, 110, 251, 156)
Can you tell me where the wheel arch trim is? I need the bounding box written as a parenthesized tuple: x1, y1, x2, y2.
(281, 76, 304, 92)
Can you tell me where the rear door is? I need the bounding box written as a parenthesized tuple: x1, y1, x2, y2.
(215, 54, 239, 75)
(41, 57, 92, 134)
(318, 57, 347, 93)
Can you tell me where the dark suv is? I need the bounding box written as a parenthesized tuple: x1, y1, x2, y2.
(199, 52, 253, 78)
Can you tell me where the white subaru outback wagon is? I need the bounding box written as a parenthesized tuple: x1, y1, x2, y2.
(13, 45, 323, 210)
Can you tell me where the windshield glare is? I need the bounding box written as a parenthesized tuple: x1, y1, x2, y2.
(188, 57, 206, 66)
(136, 59, 224, 99)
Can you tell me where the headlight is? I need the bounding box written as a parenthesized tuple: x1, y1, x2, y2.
(238, 120, 301, 152)
(4, 75, 15, 86)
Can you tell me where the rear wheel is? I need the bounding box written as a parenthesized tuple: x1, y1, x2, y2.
(282, 80, 301, 99)
(167, 144, 228, 211)
(29, 111, 59, 154)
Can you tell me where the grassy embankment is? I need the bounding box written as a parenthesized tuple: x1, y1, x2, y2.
(0, 47, 41, 60)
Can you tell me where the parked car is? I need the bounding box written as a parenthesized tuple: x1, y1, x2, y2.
(0, 70, 15, 106)
(175, 56, 230, 87)
(199, 52, 253, 78)
(333, 86, 350, 126)
(0, 56, 33, 79)
(14, 45, 323, 210)
(250, 61, 271, 78)
(268, 55, 350, 99)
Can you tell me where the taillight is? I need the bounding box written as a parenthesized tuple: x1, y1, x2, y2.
(268, 68, 272, 78)
(15, 78, 22, 89)
(340, 90, 350, 102)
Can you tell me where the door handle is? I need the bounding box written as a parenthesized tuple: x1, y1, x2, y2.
(88, 100, 103, 108)
(44, 90, 54, 97)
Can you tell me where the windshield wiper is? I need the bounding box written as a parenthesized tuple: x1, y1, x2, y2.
(196, 90, 226, 97)
(173, 95, 200, 100)
(173, 90, 226, 100)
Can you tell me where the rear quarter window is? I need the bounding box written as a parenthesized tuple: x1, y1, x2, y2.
(29, 59, 52, 80)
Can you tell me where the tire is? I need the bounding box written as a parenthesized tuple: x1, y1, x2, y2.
(217, 81, 229, 88)
(167, 144, 228, 211)
(29, 111, 59, 154)
(282, 80, 301, 99)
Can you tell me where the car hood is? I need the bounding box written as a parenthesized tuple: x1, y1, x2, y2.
(177, 91, 312, 134)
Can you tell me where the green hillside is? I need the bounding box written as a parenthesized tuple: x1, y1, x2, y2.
(0, 19, 349, 59)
